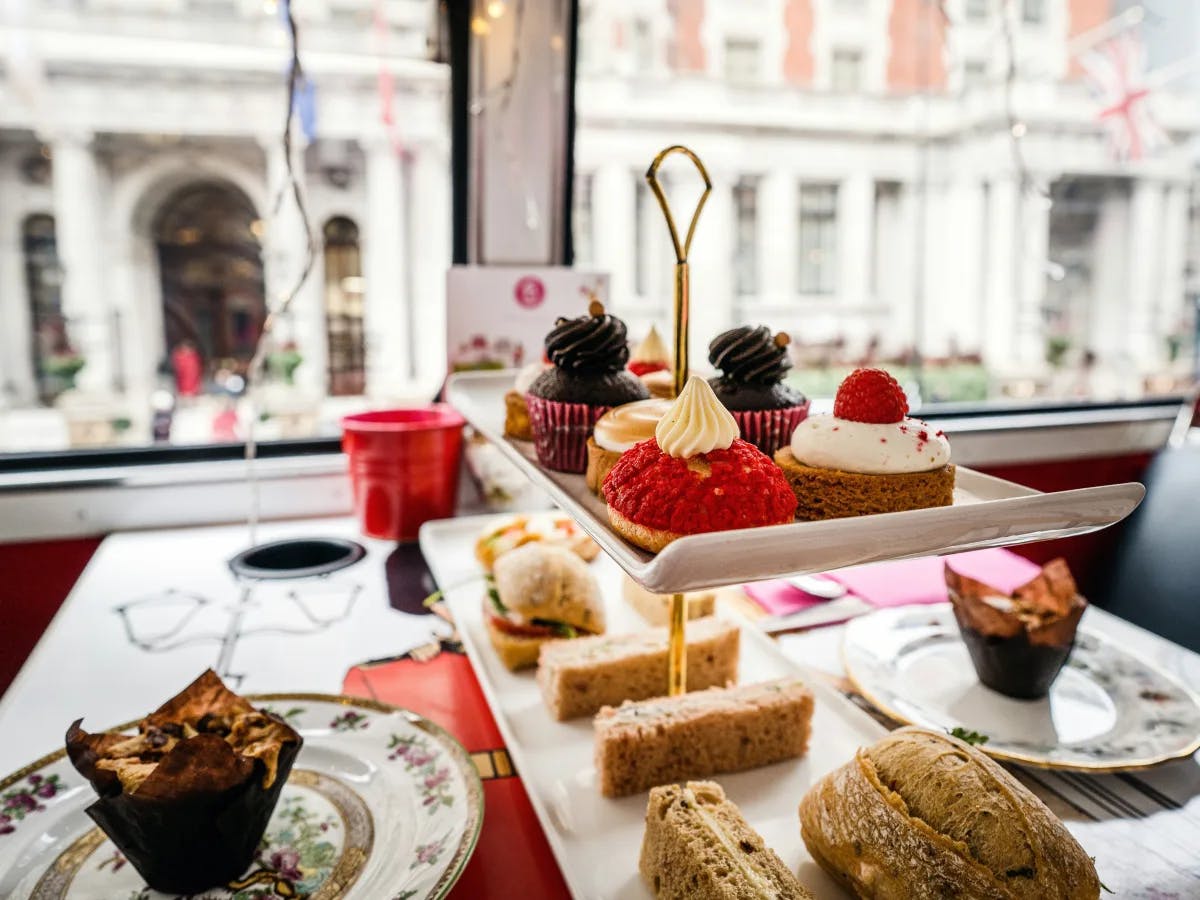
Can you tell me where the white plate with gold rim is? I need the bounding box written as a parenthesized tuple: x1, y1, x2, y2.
(0, 696, 482, 900)
(842, 604, 1200, 772)
(445, 370, 1145, 594)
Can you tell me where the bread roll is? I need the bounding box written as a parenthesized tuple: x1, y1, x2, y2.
(799, 727, 1100, 899)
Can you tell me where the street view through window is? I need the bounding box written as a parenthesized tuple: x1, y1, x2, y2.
(1, 0, 1197, 455)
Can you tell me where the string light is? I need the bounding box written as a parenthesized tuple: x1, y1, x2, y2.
(244, 0, 317, 544)
(486, 1, 507, 19)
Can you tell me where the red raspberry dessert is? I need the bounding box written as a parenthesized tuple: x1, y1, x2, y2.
(603, 438, 797, 553)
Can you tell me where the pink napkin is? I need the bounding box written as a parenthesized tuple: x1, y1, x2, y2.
(744, 548, 1043, 616)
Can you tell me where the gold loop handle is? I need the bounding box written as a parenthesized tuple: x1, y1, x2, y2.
(644, 145, 713, 264)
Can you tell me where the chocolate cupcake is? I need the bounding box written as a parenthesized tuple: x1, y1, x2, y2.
(946, 559, 1086, 700)
(65, 670, 302, 894)
(707, 326, 810, 455)
(526, 300, 649, 472)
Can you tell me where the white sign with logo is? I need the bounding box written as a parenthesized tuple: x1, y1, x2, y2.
(445, 266, 609, 373)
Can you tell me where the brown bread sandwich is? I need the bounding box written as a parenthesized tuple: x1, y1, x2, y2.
(641, 781, 814, 899)
(799, 727, 1100, 899)
(484, 542, 606, 671)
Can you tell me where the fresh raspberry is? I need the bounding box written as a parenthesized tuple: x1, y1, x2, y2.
(833, 368, 908, 424)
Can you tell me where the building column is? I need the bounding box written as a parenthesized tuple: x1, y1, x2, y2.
(1158, 182, 1190, 354)
(1014, 187, 1051, 367)
(362, 138, 410, 397)
(689, 170, 735, 365)
(758, 169, 795, 306)
(1126, 179, 1165, 369)
(409, 139, 451, 390)
(981, 175, 1018, 372)
(261, 136, 326, 395)
(838, 172, 873, 307)
(51, 133, 114, 395)
(592, 162, 635, 309)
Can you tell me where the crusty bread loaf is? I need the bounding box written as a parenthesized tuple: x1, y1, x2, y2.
(537, 617, 739, 721)
(594, 678, 814, 798)
(799, 727, 1100, 899)
(640, 781, 814, 899)
(622, 577, 715, 626)
(484, 615, 550, 672)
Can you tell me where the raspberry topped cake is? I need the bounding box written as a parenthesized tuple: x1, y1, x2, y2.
(603, 375, 797, 552)
(774, 367, 954, 520)
(628, 324, 670, 377)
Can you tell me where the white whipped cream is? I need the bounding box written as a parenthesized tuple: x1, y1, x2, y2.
(789, 413, 950, 474)
(655, 376, 739, 458)
(514, 362, 549, 394)
(594, 398, 673, 452)
(631, 324, 669, 365)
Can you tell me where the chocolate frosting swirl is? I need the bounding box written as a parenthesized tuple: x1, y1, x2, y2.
(708, 325, 791, 385)
(545, 311, 630, 374)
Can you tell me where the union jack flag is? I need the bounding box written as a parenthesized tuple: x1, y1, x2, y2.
(1078, 32, 1168, 162)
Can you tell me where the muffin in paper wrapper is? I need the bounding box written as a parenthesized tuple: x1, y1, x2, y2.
(526, 394, 610, 473)
(65, 670, 302, 894)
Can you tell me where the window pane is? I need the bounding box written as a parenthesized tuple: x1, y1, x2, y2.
(725, 38, 761, 84)
(831, 49, 863, 93)
(965, 0, 990, 21)
(573, 1, 1199, 406)
(733, 177, 760, 297)
(0, 1, 447, 454)
(798, 185, 838, 296)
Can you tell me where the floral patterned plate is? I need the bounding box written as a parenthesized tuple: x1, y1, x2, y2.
(0, 695, 482, 900)
(843, 604, 1200, 771)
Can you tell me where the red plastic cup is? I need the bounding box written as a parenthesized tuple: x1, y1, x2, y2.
(341, 406, 466, 541)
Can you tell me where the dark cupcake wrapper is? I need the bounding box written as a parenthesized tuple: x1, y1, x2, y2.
(526, 395, 609, 473)
(82, 737, 302, 894)
(731, 403, 810, 457)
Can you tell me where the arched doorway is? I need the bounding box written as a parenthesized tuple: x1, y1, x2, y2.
(153, 182, 265, 389)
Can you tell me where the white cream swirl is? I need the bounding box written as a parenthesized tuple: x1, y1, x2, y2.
(594, 398, 673, 452)
(655, 376, 739, 458)
(789, 413, 951, 474)
(631, 324, 669, 365)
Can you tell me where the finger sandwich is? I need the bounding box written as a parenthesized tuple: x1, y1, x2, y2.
(537, 616, 739, 721)
(641, 781, 814, 899)
(594, 677, 814, 798)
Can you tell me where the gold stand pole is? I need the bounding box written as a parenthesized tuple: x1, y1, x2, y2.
(645, 145, 712, 695)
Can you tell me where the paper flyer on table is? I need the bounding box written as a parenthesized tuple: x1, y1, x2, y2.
(445, 266, 609, 374)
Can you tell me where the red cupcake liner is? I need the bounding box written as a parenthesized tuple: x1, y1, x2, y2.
(526, 395, 610, 473)
(732, 403, 811, 457)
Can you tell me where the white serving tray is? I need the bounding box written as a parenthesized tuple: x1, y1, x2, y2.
(446, 370, 1146, 594)
(419, 514, 888, 900)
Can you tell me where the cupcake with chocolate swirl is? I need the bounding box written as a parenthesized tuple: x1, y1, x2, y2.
(707, 326, 809, 456)
(526, 300, 649, 472)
